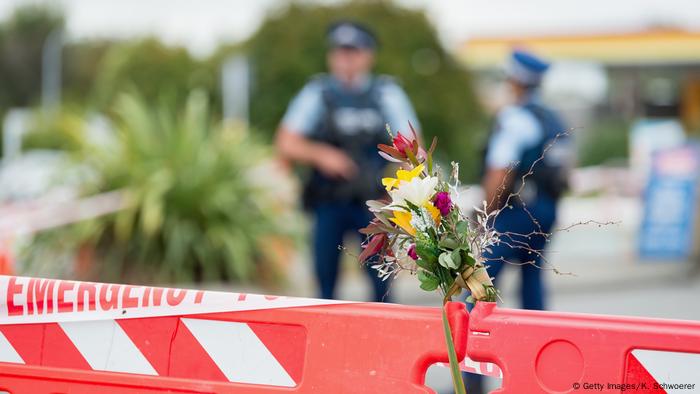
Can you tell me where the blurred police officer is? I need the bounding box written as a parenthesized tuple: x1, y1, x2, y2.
(481, 49, 570, 310)
(275, 21, 420, 302)
(461, 48, 569, 394)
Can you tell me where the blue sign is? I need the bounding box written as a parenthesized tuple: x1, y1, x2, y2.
(639, 144, 700, 260)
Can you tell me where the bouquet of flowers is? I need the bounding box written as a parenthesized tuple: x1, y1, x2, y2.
(358, 125, 498, 393)
(358, 126, 498, 304)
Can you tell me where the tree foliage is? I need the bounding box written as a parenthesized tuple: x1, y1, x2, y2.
(91, 39, 216, 112)
(0, 4, 63, 109)
(2, 2, 487, 179)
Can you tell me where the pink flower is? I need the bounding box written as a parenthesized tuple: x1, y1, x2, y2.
(433, 191, 453, 216)
(407, 244, 418, 260)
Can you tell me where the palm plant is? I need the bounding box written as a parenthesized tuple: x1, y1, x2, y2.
(24, 90, 300, 285)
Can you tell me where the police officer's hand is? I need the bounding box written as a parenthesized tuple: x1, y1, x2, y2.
(314, 145, 358, 180)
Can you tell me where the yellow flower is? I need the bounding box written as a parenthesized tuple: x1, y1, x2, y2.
(389, 202, 441, 235)
(424, 202, 441, 224)
(382, 164, 425, 191)
(390, 210, 415, 235)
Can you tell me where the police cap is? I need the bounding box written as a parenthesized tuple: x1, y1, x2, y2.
(327, 21, 377, 50)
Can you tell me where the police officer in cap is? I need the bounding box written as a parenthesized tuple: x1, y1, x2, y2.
(461, 48, 570, 394)
(481, 49, 570, 311)
(275, 21, 420, 302)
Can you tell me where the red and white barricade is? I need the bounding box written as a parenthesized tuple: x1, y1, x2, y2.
(0, 276, 466, 393)
(1, 275, 700, 393)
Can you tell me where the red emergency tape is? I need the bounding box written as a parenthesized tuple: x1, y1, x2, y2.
(467, 302, 700, 393)
(0, 276, 468, 393)
(0, 276, 348, 324)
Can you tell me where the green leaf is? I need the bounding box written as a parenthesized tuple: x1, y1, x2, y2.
(428, 136, 439, 156)
(442, 308, 467, 394)
(405, 145, 420, 167)
(439, 252, 459, 269)
(415, 242, 439, 265)
(404, 200, 422, 214)
(456, 220, 470, 235)
(439, 236, 459, 250)
(462, 251, 476, 267)
(443, 267, 456, 288)
(415, 258, 432, 270)
(450, 249, 462, 266)
(427, 151, 434, 175)
(427, 227, 439, 243)
(395, 204, 411, 212)
(417, 270, 439, 291)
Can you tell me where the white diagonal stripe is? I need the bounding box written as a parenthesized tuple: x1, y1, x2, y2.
(182, 318, 295, 387)
(59, 320, 157, 376)
(632, 349, 700, 393)
(0, 331, 23, 364)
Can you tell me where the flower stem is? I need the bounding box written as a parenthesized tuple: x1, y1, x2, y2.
(443, 281, 461, 304)
(442, 306, 467, 394)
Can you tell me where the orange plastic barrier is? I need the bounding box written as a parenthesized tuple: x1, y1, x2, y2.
(0, 276, 467, 394)
(467, 302, 700, 393)
(3, 275, 700, 393)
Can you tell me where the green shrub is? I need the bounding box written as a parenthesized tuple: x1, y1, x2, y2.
(577, 116, 629, 167)
(23, 90, 301, 285)
(92, 39, 216, 113)
(21, 106, 88, 151)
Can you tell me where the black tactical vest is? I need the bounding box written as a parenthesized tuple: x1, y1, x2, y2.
(480, 102, 569, 203)
(302, 75, 391, 208)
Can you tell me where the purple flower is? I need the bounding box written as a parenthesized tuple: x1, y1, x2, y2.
(433, 191, 453, 216)
(407, 244, 418, 260)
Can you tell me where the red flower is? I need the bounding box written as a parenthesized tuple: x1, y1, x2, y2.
(392, 132, 414, 155)
(377, 122, 424, 163)
(359, 233, 387, 262)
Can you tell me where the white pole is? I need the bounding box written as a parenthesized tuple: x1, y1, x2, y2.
(41, 28, 63, 113)
(221, 55, 250, 126)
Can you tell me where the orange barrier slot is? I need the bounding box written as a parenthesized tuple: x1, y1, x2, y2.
(467, 302, 700, 393)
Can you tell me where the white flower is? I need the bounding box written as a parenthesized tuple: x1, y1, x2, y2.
(410, 206, 437, 232)
(389, 176, 438, 208)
